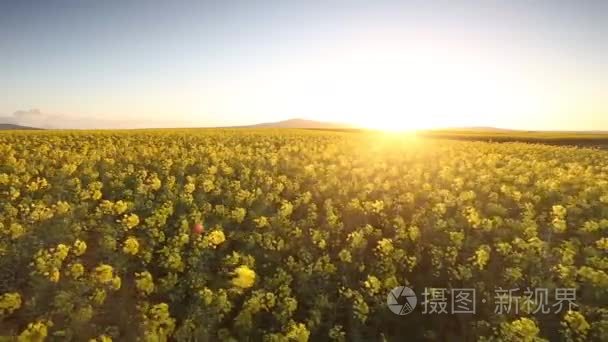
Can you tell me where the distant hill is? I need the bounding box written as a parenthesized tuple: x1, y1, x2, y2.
(237, 118, 354, 129)
(0, 123, 41, 130)
(436, 127, 519, 132)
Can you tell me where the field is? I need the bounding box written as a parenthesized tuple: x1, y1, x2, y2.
(1, 129, 607, 341)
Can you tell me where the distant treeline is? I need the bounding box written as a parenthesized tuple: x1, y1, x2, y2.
(416, 130, 608, 148)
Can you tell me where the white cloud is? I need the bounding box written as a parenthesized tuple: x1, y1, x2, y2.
(2, 109, 193, 129)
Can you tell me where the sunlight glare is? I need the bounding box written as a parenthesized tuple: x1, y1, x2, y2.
(201, 35, 543, 131)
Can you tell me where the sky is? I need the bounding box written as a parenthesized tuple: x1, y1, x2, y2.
(1, 0, 607, 130)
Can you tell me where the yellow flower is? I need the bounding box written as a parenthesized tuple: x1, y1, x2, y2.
(10, 188, 20, 200)
(338, 249, 352, 263)
(596, 237, 608, 251)
(285, 321, 310, 342)
(68, 263, 85, 279)
(231, 208, 246, 223)
(253, 216, 269, 228)
(55, 201, 71, 215)
(55, 244, 70, 261)
(364, 276, 382, 295)
(135, 271, 154, 295)
(149, 176, 162, 190)
(93, 264, 114, 284)
(376, 238, 394, 255)
(122, 213, 140, 229)
(113, 200, 129, 215)
(19, 320, 51, 342)
(199, 287, 214, 305)
(552, 205, 567, 218)
(91, 289, 107, 306)
(110, 276, 122, 290)
(49, 268, 60, 283)
(143, 303, 175, 340)
(0, 292, 22, 315)
(184, 183, 195, 194)
(473, 245, 491, 270)
(232, 265, 256, 289)
(122, 236, 140, 255)
(202, 179, 215, 192)
(89, 334, 113, 342)
(207, 230, 226, 247)
(500, 317, 540, 341)
(92, 190, 102, 200)
(9, 223, 25, 239)
(563, 310, 590, 335)
(178, 233, 190, 245)
(73, 239, 87, 256)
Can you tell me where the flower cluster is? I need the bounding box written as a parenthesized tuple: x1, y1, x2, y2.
(122, 236, 140, 255)
(206, 230, 226, 247)
(0, 292, 21, 316)
(232, 265, 256, 289)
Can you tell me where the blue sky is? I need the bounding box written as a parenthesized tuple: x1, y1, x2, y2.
(1, 0, 606, 129)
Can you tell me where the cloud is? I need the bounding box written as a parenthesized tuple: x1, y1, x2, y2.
(9, 109, 51, 128)
(4, 109, 57, 128)
(1, 109, 193, 129)
(14, 108, 43, 118)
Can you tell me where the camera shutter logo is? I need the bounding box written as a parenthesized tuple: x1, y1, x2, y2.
(387, 286, 417, 315)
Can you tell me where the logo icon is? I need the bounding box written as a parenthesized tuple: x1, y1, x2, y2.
(387, 286, 417, 315)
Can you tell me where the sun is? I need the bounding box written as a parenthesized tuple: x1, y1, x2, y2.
(359, 119, 416, 132)
(350, 104, 443, 132)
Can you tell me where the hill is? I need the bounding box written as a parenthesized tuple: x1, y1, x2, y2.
(238, 118, 353, 129)
(0, 123, 41, 130)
